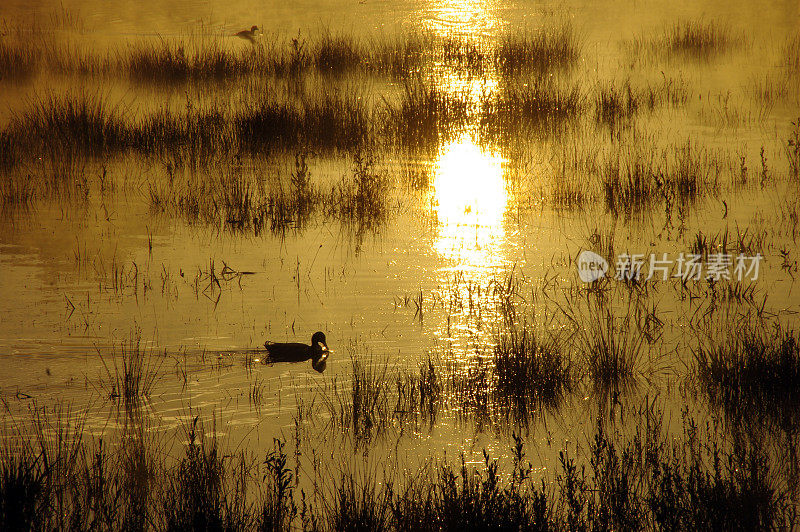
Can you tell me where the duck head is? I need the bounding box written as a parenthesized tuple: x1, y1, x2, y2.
(310, 331, 329, 373)
(311, 331, 328, 356)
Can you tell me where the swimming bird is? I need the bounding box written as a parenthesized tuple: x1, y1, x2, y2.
(263, 331, 330, 373)
(234, 25, 259, 42)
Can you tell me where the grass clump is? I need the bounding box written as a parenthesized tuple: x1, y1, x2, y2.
(481, 79, 582, 140)
(600, 139, 718, 215)
(0, 39, 38, 79)
(123, 38, 258, 82)
(601, 146, 658, 215)
(695, 321, 800, 432)
(329, 410, 794, 530)
(441, 37, 487, 74)
(785, 34, 800, 73)
(12, 93, 128, 154)
(495, 326, 573, 418)
(148, 150, 392, 237)
(323, 357, 393, 445)
(392, 451, 549, 531)
(98, 329, 163, 405)
(368, 33, 427, 77)
(328, 152, 390, 233)
(385, 79, 470, 150)
(313, 32, 363, 73)
(665, 21, 740, 58)
(495, 23, 580, 75)
(595, 81, 640, 126)
(631, 21, 742, 62)
(160, 418, 263, 531)
(235, 92, 370, 153)
(566, 295, 649, 393)
(1, 404, 796, 530)
(595, 78, 690, 127)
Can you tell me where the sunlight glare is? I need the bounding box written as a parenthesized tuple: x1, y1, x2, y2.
(422, 0, 502, 37)
(432, 133, 508, 271)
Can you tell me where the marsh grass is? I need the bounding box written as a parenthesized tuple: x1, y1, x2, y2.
(148, 150, 391, 236)
(323, 342, 568, 439)
(328, 151, 391, 233)
(42, 41, 110, 76)
(324, 408, 794, 531)
(0, 39, 37, 80)
(326, 470, 393, 532)
(0, 25, 579, 83)
(391, 451, 548, 531)
(495, 23, 580, 75)
(595, 81, 640, 127)
(12, 93, 128, 155)
(565, 295, 650, 393)
(480, 79, 582, 140)
(323, 357, 393, 445)
(1, 402, 796, 530)
(785, 34, 800, 75)
(441, 36, 488, 75)
(601, 144, 658, 214)
(495, 325, 573, 419)
(601, 139, 719, 215)
(695, 321, 800, 434)
(234, 91, 371, 153)
(593, 77, 689, 128)
(0, 410, 300, 531)
(159, 417, 261, 531)
(367, 33, 429, 78)
(664, 21, 742, 59)
(5, 88, 370, 167)
(98, 330, 163, 404)
(630, 21, 743, 62)
(445, 356, 494, 426)
(787, 118, 800, 182)
(320, 326, 571, 433)
(689, 223, 767, 262)
(313, 32, 363, 74)
(0, 172, 34, 212)
(386, 79, 471, 150)
(123, 37, 258, 82)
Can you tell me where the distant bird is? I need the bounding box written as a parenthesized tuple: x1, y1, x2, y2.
(263, 331, 330, 373)
(234, 25, 259, 42)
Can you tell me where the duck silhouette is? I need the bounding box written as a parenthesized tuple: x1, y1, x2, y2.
(234, 25, 259, 42)
(263, 331, 329, 373)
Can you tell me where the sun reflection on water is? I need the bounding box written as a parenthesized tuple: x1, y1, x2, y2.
(421, 0, 503, 37)
(431, 133, 508, 273)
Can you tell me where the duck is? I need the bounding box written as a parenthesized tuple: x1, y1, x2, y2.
(234, 25, 260, 42)
(263, 331, 330, 373)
